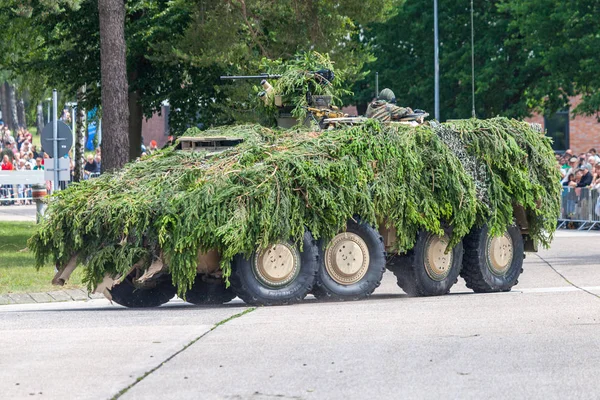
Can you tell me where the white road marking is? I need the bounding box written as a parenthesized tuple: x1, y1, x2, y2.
(514, 286, 600, 294)
(554, 230, 600, 238)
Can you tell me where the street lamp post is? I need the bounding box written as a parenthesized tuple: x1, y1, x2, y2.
(434, 0, 440, 121)
(46, 98, 51, 125)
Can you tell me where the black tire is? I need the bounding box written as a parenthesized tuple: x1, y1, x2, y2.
(390, 228, 463, 296)
(185, 275, 236, 305)
(312, 220, 386, 301)
(460, 224, 524, 293)
(229, 231, 319, 306)
(109, 275, 176, 308)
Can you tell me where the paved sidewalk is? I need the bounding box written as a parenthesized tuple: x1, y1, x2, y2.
(0, 288, 104, 305)
(0, 204, 37, 222)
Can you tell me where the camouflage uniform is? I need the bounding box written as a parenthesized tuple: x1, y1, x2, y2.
(365, 100, 412, 123)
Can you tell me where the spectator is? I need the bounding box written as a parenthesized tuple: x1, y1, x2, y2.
(33, 157, 44, 170)
(563, 172, 576, 187)
(592, 164, 600, 190)
(16, 131, 25, 151)
(1, 142, 14, 162)
(21, 140, 31, 154)
(61, 109, 71, 124)
(576, 153, 591, 171)
(1, 155, 13, 170)
(1, 126, 13, 144)
(589, 148, 600, 163)
(588, 156, 598, 171)
(148, 140, 159, 154)
(1, 154, 14, 204)
(83, 155, 99, 179)
(561, 156, 579, 185)
(31, 145, 41, 159)
(94, 154, 101, 172)
(568, 167, 592, 188)
(24, 152, 35, 168)
(559, 155, 571, 177)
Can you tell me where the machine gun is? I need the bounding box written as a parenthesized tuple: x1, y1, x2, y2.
(220, 69, 334, 84)
(220, 73, 283, 80)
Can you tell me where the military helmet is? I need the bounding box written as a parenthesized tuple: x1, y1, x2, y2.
(378, 88, 396, 103)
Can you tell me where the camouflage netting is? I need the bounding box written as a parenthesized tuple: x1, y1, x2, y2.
(29, 118, 561, 295)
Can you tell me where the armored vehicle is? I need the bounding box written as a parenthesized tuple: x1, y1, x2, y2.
(37, 117, 560, 308)
(31, 53, 560, 307)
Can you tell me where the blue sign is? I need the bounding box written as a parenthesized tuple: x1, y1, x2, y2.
(86, 108, 98, 150)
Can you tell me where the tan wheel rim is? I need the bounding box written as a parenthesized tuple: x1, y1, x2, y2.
(253, 242, 300, 288)
(487, 232, 514, 276)
(424, 234, 453, 281)
(324, 232, 370, 285)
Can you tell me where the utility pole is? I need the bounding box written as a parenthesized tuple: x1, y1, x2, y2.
(434, 0, 440, 121)
(52, 90, 59, 191)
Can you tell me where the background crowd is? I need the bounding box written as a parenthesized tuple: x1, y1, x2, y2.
(0, 119, 103, 204)
(556, 147, 600, 223)
(557, 148, 600, 190)
(0, 118, 165, 205)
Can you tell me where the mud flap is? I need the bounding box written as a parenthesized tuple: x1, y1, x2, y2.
(52, 255, 78, 286)
(94, 275, 117, 301)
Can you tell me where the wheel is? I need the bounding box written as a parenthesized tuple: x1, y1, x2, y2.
(312, 220, 386, 301)
(390, 228, 463, 296)
(185, 275, 236, 305)
(460, 224, 524, 293)
(109, 275, 176, 308)
(229, 231, 319, 306)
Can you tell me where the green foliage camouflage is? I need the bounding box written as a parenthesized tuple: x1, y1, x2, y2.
(29, 118, 561, 295)
(258, 52, 352, 120)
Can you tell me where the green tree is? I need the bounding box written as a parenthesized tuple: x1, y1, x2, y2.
(2, 0, 399, 162)
(352, 0, 549, 121)
(498, 0, 600, 117)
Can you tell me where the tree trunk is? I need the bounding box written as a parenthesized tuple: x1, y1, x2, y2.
(98, 0, 129, 172)
(36, 102, 44, 135)
(1, 82, 11, 130)
(128, 88, 143, 161)
(73, 86, 87, 182)
(17, 98, 26, 129)
(0, 83, 5, 128)
(7, 83, 19, 131)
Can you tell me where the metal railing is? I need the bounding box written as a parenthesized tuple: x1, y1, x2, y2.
(0, 170, 46, 204)
(558, 187, 600, 230)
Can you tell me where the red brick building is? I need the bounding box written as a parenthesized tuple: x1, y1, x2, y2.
(526, 96, 600, 154)
(141, 105, 170, 148)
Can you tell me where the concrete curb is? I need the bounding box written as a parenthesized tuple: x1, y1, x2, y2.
(0, 288, 104, 305)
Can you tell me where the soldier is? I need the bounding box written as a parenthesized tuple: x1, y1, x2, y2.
(365, 88, 413, 122)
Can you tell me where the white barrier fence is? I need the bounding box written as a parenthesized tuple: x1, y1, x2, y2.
(558, 187, 600, 230)
(0, 170, 45, 203)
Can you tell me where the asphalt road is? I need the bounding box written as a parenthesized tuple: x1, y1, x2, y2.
(1, 230, 599, 400)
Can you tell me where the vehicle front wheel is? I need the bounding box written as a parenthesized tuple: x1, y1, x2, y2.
(390, 228, 463, 296)
(460, 225, 524, 293)
(108, 275, 176, 308)
(185, 275, 236, 305)
(229, 231, 319, 306)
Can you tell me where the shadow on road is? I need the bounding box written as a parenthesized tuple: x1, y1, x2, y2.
(6, 290, 487, 313)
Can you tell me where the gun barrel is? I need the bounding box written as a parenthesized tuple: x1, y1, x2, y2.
(220, 74, 282, 80)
